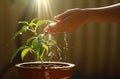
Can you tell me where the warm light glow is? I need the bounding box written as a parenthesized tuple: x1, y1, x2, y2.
(34, 0, 53, 19)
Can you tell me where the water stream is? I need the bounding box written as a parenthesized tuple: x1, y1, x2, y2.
(63, 32, 69, 61)
(46, 33, 69, 62)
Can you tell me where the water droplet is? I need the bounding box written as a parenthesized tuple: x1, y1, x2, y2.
(19, 32, 22, 35)
(64, 32, 69, 50)
(26, 27, 29, 29)
(48, 34, 52, 40)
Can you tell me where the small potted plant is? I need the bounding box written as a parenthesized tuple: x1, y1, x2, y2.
(11, 19, 75, 79)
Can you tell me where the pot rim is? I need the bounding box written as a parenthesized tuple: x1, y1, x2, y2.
(15, 61, 75, 69)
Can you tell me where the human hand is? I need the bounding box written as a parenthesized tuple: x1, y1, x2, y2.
(45, 8, 89, 34)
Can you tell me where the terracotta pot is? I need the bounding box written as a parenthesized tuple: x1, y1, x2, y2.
(15, 62, 75, 79)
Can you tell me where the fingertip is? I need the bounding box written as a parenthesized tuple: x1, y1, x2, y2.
(54, 16, 61, 21)
(46, 31, 56, 34)
(54, 16, 57, 19)
(44, 25, 49, 32)
(44, 22, 57, 34)
(44, 28, 48, 32)
(54, 14, 64, 21)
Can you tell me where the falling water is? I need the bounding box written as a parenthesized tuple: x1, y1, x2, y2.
(63, 32, 69, 50)
(46, 33, 69, 62)
(46, 34, 63, 61)
(63, 32, 69, 61)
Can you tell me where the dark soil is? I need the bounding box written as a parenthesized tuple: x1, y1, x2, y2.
(20, 62, 68, 69)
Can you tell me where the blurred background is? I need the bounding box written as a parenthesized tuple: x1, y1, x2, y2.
(0, 0, 120, 79)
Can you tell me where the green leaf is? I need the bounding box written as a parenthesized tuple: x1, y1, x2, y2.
(18, 21, 29, 25)
(38, 39, 44, 59)
(13, 25, 28, 39)
(31, 18, 37, 23)
(29, 23, 37, 27)
(38, 34, 45, 38)
(42, 43, 49, 53)
(29, 18, 37, 27)
(47, 40, 57, 45)
(26, 36, 36, 45)
(10, 45, 27, 62)
(36, 20, 50, 27)
(21, 48, 31, 61)
(32, 39, 42, 57)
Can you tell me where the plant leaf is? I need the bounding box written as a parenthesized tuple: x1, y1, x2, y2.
(42, 43, 49, 53)
(29, 18, 37, 27)
(36, 20, 50, 27)
(29, 22, 37, 27)
(26, 36, 36, 45)
(47, 40, 57, 45)
(13, 25, 28, 39)
(10, 45, 27, 62)
(38, 34, 45, 38)
(31, 18, 37, 23)
(18, 21, 29, 25)
(21, 48, 31, 61)
(38, 38, 44, 59)
(32, 39, 42, 57)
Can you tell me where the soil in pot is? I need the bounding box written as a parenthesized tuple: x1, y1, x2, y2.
(16, 62, 75, 79)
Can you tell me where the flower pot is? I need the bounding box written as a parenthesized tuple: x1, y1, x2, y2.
(15, 62, 75, 79)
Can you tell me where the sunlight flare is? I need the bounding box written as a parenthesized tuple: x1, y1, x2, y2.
(34, 0, 53, 19)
